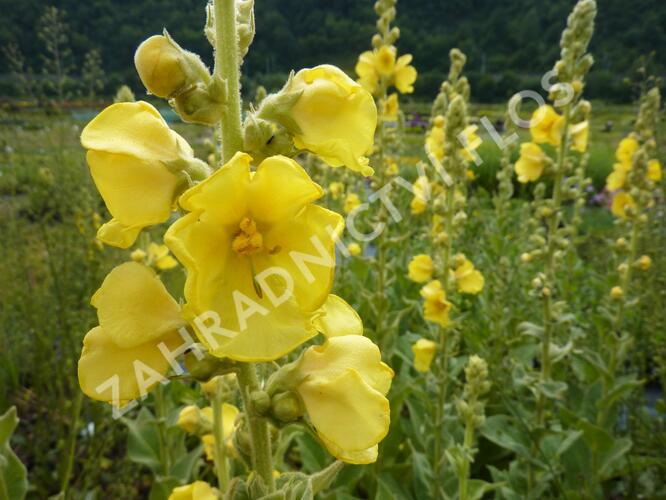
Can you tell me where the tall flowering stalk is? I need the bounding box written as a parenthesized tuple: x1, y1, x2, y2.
(406, 49, 484, 498)
(513, 0, 596, 491)
(76, 0, 393, 497)
(599, 88, 661, 429)
(354, 0, 416, 346)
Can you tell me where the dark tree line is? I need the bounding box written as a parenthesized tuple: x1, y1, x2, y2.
(0, 0, 664, 102)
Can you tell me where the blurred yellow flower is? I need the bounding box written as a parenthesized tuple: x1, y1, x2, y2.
(606, 165, 627, 191)
(328, 181, 344, 200)
(201, 403, 239, 460)
(410, 176, 430, 215)
(78, 262, 185, 403)
(386, 159, 399, 176)
(296, 335, 393, 464)
(420, 280, 451, 326)
(177, 405, 201, 434)
(453, 255, 484, 294)
(394, 54, 417, 94)
(355, 51, 379, 94)
(461, 125, 481, 162)
(530, 105, 564, 146)
(425, 119, 445, 162)
(408, 254, 434, 283)
(611, 192, 636, 219)
(648, 159, 662, 182)
(412, 338, 437, 373)
(375, 45, 397, 75)
(287, 65, 377, 176)
(148, 243, 178, 270)
(131, 248, 147, 263)
(570, 120, 589, 153)
(81, 101, 209, 248)
(166, 153, 343, 362)
(515, 142, 546, 183)
(382, 93, 399, 121)
(344, 193, 361, 214)
(616, 136, 639, 169)
(347, 242, 362, 256)
(168, 481, 218, 500)
(466, 169, 476, 181)
(610, 286, 623, 300)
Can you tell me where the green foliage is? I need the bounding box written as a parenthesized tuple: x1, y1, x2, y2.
(0, 407, 28, 500)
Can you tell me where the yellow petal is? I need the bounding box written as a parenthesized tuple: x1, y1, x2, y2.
(289, 65, 377, 176)
(81, 101, 192, 161)
(530, 105, 563, 146)
(156, 255, 179, 270)
(570, 120, 589, 153)
(318, 434, 378, 465)
(412, 338, 437, 373)
(78, 326, 181, 403)
(611, 192, 635, 219)
(606, 167, 626, 191)
(168, 480, 218, 500)
(515, 142, 546, 183)
(300, 336, 393, 395)
(408, 254, 434, 283)
(313, 295, 363, 337)
(249, 155, 324, 224)
(87, 150, 179, 228)
(299, 368, 390, 452)
(91, 262, 184, 348)
(178, 151, 252, 225)
(648, 159, 662, 181)
(96, 219, 143, 249)
(394, 54, 417, 94)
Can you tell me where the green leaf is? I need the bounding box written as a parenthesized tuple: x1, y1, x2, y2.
(480, 415, 531, 461)
(597, 374, 642, 412)
(169, 443, 203, 482)
(0, 407, 28, 500)
(148, 476, 181, 500)
(468, 479, 504, 500)
(123, 408, 163, 474)
(536, 380, 568, 400)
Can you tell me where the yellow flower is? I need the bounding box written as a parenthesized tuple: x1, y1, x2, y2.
(616, 137, 639, 169)
(347, 243, 362, 256)
(466, 169, 476, 181)
(610, 286, 623, 300)
(394, 53, 417, 94)
(355, 50, 379, 94)
(648, 159, 662, 182)
(78, 262, 185, 403)
(177, 405, 201, 434)
(453, 255, 484, 294)
(611, 192, 636, 219)
(571, 120, 589, 153)
(295, 335, 393, 464)
(148, 242, 178, 270)
(382, 93, 399, 121)
(606, 165, 627, 191)
(134, 35, 188, 98)
(168, 481, 218, 500)
(165, 153, 343, 362)
(386, 159, 399, 176)
(425, 120, 445, 162)
(328, 181, 344, 200)
(201, 403, 240, 460)
(375, 45, 397, 76)
(408, 254, 434, 283)
(81, 101, 209, 248)
(412, 339, 437, 373)
(420, 280, 452, 326)
(530, 105, 564, 146)
(344, 193, 361, 214)
(515, 142, 546, 183)
(312, 294, 364, 338)
(286, 65, 377, 176)
(410, 176, 430, 215)
(461, 125, 481, 162)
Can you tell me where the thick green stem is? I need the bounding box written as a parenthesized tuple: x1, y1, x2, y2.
(213, 380, 230, 491)
(458, 420, 475, 500)
(374, 81, 389, 345)
(214, 0, 243, 162)
(237, 363, 275, 492)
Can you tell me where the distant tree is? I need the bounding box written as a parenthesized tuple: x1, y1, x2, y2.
(2, 42, 37, 100)
(82, 48, 104, 100)
(38, 6, 73, 105)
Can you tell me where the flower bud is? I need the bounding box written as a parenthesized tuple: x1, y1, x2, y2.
(271, 391, 304, 423)
(130, 248, 147, 262)
(617, 263, 629, 275)
(250, 390, 271, 415)
(135, 35, 188, 98)
(520, 252, 532, 264)
(172, 82, 224, 126)
(610, 286, 623, 300)
(636, 255, 652, 271)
